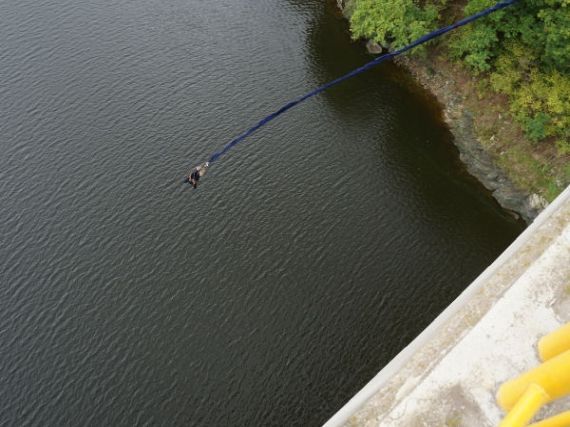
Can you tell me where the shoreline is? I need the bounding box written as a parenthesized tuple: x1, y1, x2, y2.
(395, 54, 547, 223)
(335, 0, 548, 223)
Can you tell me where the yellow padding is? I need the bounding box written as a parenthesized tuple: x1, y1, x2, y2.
(497, 350, 570, 411)
(529, 411, 570, 427)
(499, 383, 549, 427)
(539, 323, 570, 362)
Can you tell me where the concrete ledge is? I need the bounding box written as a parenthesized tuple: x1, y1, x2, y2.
(324, 185, 570, 427)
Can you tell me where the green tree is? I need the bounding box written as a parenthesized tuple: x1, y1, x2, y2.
(450, 0, 570, 73)
(349, 0, 439, 53)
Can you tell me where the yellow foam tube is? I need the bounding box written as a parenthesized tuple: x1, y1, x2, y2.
(499, 383, 550, 427)
(539, 323, 570, 362)
(529, 411, 570, 427)
(497, 350, 570, 411)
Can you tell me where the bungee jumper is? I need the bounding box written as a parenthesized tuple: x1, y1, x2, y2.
(185, 162, 209, 189)
(184, 0, 518, 187)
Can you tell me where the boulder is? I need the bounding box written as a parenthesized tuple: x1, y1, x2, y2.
(366, 40, 383, 55)
(528, 193, 549, 211)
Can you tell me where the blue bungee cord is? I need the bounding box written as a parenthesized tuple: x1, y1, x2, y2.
(190, 0, 518, 180)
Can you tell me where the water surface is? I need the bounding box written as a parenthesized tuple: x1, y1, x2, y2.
(0, 0, 524, 425)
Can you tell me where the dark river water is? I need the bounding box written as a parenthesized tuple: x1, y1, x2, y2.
(1, 0, 524, 425)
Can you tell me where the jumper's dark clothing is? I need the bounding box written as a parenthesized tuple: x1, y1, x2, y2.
(186, 162, 209, 189)
(189, 169, 199, 188)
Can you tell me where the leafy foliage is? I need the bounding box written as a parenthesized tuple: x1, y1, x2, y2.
(449, 0, 570, 148)
(537, 4, 570, 71)
(349, 0, 439, 52)
(450, 0, 570, 73)
(489, 41, 570, 147)
(449, 22, 498, 72)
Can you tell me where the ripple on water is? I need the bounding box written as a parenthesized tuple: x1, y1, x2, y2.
(0, 0, 524, 425)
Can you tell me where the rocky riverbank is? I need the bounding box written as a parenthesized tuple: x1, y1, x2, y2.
(335, 0, 549, 223)
(396, 54, 548, 222)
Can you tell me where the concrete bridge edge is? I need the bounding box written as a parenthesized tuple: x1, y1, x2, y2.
(324, 185, 570, 427)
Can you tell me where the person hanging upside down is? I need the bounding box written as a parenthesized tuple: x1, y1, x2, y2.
(186, 162, 209, 189)
(189, 169, 200, 188)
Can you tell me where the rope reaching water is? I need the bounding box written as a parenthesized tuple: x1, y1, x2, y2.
(205, 0, 518, 166)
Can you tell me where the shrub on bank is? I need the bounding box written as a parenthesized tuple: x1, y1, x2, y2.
(450, 0, 569, 151)
(349, 0, 439, 53)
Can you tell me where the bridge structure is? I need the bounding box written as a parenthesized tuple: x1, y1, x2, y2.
(325, 186, 570, 427)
